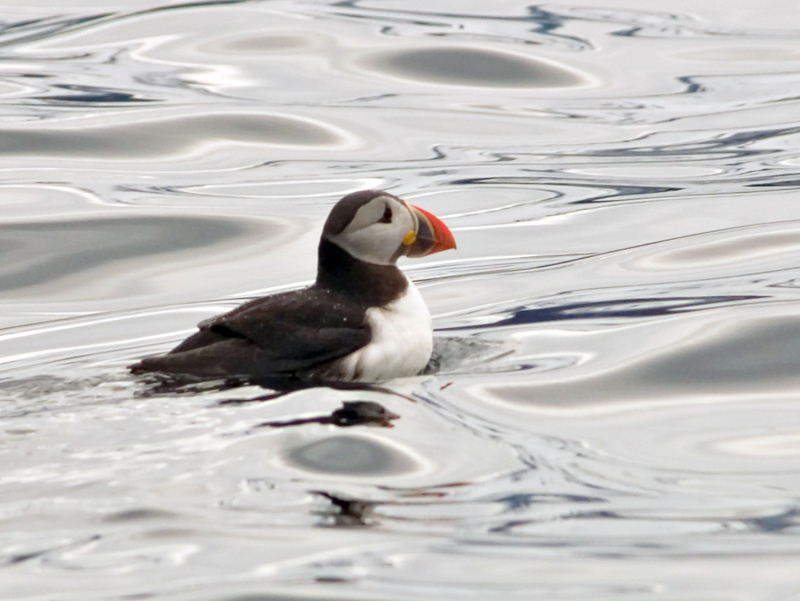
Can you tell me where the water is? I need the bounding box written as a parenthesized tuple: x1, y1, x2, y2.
(2, 0, 800, 598)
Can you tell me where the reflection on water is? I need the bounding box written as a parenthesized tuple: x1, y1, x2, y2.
(0, 112, 352, 159)
(627, 223, 800, 271)
(2, 0, 800, 600)
(474, 308, 800, 408)
(360, 46, 590, 88)
(0, 216, 245, 292)
(285, 433, 422, 476)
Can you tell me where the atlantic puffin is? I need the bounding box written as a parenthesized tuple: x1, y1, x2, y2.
(129, 190, 456, 383)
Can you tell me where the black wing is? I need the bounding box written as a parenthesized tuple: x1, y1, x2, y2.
(131, 286, 370, 379)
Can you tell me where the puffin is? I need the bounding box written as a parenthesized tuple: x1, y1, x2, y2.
(129, 190, 456, 383)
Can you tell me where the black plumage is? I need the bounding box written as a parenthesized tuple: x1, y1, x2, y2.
(132, 286, 371, 379)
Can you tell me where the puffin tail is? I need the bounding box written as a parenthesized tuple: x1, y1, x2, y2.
(128, 338, 267, 380)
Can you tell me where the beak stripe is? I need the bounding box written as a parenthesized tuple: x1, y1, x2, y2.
(407, 204, 457, 257)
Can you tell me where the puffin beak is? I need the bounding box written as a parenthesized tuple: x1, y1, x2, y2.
(406, 204, 457, 257)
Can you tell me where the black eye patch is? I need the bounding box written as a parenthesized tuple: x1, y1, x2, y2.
(379, 205, 392, 223)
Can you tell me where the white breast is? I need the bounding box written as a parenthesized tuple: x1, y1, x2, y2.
(323, 278, 433, 382)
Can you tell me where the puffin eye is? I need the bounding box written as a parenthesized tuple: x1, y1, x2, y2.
(379, 205, 392, 223)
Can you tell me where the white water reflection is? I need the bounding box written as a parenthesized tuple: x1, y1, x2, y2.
(0, 112, 354, 159)
(359, 46, 591, 88)
(1, 0, 800, 600)
(470, 308, 800, 408)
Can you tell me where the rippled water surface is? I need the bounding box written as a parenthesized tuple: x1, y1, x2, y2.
(2, 1, 800, 599)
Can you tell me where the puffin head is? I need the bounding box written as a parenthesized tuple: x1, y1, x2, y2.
(321, 190, 456, 266)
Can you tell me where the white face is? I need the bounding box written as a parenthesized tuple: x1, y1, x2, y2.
(327, 194, 417, 265)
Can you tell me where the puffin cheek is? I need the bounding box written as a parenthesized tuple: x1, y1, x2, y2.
(391, 242, 410, 262)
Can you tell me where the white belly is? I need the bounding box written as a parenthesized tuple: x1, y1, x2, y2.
(324, 280, 433, 382)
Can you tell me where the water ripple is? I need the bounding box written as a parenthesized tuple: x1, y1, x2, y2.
(2, 0, 800, 599)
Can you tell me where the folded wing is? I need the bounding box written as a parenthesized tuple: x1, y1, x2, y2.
(130, 287, 370, 379)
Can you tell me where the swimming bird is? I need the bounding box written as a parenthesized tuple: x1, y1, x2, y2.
(129, 190, 456, 383)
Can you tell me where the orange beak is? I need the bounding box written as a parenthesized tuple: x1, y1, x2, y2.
(406, 204, 457, 257)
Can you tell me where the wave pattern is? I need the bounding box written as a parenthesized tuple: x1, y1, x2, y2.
(1, 0, 800, 600)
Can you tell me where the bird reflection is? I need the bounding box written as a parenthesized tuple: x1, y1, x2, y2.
(256, 400, 399, 429)
(313, 491, 376, 527)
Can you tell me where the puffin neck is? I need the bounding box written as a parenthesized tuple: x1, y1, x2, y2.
(316, 238, 408, 306)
